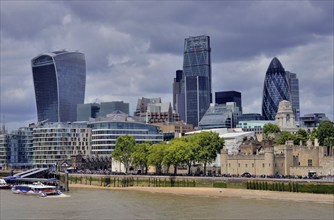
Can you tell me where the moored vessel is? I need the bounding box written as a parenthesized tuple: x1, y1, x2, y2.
(0, 178, 11, 189)
(11, 182, 62, 197)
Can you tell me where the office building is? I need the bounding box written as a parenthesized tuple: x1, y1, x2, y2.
(286, 71, 300, 122)
(237, 113, 265, 122)
(31, 50, 86, 122)
(236, 120, 274, 134)
(181, 35, 212, 127)
(77, 101, 129, 121)
(89, 112, 163, 156)
(134, 97, 178, 123)
(32, 122, 91, 168)
(0, 124, 35, 170)
(262, 57, 290, 120)
(300, 113, 330, 131)
(215, 91, 242, 113)
(100, 101, 129, 116)
(198, 102, 241, 129)
(173, 70, 183, 113)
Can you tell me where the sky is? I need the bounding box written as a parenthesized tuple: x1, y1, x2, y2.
(1, 0, 333, 131)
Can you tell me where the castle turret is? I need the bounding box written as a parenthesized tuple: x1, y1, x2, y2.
(220, 148, 228, 174)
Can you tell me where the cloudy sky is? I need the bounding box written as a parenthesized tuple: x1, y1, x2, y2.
(1, 0, 333, 131)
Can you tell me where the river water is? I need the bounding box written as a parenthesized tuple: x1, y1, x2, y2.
(1, 188, 333, 220)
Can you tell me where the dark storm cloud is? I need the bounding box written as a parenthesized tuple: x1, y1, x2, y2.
(0, 0, 333, 130)
(65, 1, 333, 60)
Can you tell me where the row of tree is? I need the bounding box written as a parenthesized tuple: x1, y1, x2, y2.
(112, 131, 225, 175)
(263, 121, 334, 146)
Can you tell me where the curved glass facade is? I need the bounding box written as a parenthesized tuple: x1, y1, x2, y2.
(262, 57, 290, 120)
(182, 35, 212, 127)
(31, 51, 86, 122)
(89, 121, 163, 155)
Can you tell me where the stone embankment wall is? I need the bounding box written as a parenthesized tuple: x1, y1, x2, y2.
(59, 174, 334, 194)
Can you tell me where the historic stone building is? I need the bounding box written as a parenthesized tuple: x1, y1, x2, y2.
(275, 100, 297, 133)
(221, 139, 334, 177)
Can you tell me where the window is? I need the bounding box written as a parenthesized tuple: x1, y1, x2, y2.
(308, 159, 312, 167)
(252, 163, 254, 167)
(245, 164, 248, 168)
(238, 163, 240, 167)
(262, 163, 265, 168)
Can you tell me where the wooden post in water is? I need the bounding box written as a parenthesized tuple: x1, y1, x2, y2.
(64, 172, 69, 191)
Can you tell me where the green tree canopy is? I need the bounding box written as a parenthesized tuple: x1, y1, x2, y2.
(192, 131, 224, 175)
(316, 121, 334, 146)
(294, 128, 309, 145)
(132, 142, 151, 174)
(275, 131, 295, 145)
(164, 138, 193, 175)
(112, 135, 136, 173)
(263, 123, 281, 135)
(147, 142, 166, 174)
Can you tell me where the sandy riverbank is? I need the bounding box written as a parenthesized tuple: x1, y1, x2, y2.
(69, 184, 334, 204)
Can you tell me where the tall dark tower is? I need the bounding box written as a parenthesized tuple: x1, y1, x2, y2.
(262, 57, 290, 120)
(31, 51, 86, 122)
(286, 71, 300, 122)
(181, 35, 211, 127)
(173, 70, 183, 113)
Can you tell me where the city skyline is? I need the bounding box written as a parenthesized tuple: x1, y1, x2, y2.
(1, 1, 333, 130)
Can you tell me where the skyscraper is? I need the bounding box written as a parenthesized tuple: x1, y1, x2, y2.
(181, 35, 212, 127)
(31, 51, 86, 122)
(262, 57, 290, 120)
(286, 71, 300, 122)
(215, 91, 242, 113)
(173, 70, 183, 112)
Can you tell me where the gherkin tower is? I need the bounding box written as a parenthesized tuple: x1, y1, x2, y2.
(262, 57, 290, 120)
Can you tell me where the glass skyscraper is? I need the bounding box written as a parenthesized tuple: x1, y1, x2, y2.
(262, 57, 290, 120)
(31, 51, 86, 122)
(181, 35, 212, 127)
(286, 71, 300, 122)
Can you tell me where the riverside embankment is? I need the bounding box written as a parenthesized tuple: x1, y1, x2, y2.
(59, 173, 334, 194)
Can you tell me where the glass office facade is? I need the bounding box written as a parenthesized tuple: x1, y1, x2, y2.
(286, 71, 300, 122)
(198, 103, 241, 129)
(182, 35, 212, 127)
(89, 121, 163, 155)
(262, 57, 290, 120)
(32, 51, 86, 122)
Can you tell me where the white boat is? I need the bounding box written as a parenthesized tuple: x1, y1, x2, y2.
(0, 178, 11, 189)
(11, 182, 62, 197)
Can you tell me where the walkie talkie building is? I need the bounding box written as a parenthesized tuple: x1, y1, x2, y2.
(181, 35, 212, 127)
(262, 57, 290, 120)
(31, 51, 86, 122)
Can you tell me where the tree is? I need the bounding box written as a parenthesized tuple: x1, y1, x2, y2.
(263, 123, 281, 136)
(275, 131, 295, 145)
(193, 131, 224, 175)
(164, 138, 193, 175)
(294, 128, 309, 145)
(316, 121, 334, 146)
(183, 136, 198, 175)
(147, 142, 166, 174)
(132, 142, 151, 174)
(112, 135, 136, 173)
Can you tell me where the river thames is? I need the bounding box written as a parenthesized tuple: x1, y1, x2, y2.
(1, 188, 333, 219)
